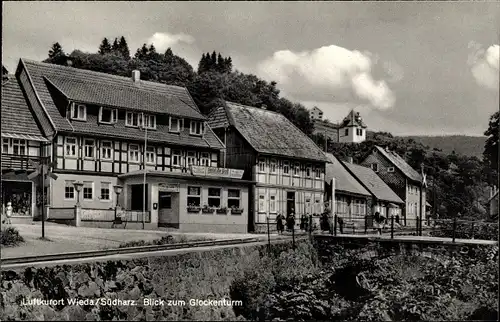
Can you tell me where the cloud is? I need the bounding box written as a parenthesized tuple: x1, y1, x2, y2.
(257, 45, 397, 110)
(468, 42, 499, 90)
(147, 32, 195, 52)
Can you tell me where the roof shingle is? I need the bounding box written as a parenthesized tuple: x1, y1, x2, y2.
(343, 162, 404, 204)
(1, 76, 45, 137)
(324, 153, 371, 197)
(374, 146, 422, 183)
(212, 101, 328, 162)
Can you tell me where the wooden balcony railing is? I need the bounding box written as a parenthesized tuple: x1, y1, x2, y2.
(1, 154, 43, 171)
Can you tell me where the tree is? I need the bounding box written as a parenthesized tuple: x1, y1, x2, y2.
(135, 44, 149, 60)
(118, 36, 130, 60)
(48, 42, 65, 58)
(483, 111, 499, 184)
(98, 38, 112, 55)
(112, 38, 119, 52)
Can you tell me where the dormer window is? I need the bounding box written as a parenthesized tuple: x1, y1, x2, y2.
(169, 117, 181, 132)
(99, 107, 118, 124)
(143, 114, 156, 130)
(126, 112, 139, 127)
(190, 121, 204, 135)
(371, 163, 379, 172)
(71, 103, 86, 121)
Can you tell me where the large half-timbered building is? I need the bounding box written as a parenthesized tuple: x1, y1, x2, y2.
(208, 101, 328, 232)
(10, 59, 251, 232)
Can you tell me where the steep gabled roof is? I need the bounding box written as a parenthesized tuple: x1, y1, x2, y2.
(1, 76, 46, 139)
(373, 146, 422, 183)
(15, 59, 223, 149)
(340, 109, 367, 128)
(44, 75, 206, 119)
(209, 101, 329, 162)
(324, 153, 371, 197)
(342, 162, 404, 204)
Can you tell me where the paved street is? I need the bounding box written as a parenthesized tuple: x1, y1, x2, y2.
(1, 223, 298, 259)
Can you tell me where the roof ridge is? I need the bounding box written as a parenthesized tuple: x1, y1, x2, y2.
(21, 58, 189, 91)
(225, 100, 284, 117)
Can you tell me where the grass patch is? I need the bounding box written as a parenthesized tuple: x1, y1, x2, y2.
(0, 226, 25, 247)
(118, 235, 213, 248)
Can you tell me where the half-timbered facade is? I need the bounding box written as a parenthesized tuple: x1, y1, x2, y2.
(13, 59, 251, 232)
(360, 146, 425, 226)
(208, 101, 328, 232)
(1, 73, 49, 221)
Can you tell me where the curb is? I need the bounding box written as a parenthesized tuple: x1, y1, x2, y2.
(1, 237, 260, 266)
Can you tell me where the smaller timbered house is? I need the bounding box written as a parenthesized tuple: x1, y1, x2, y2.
(208, 102, 328, 232)
(360, 146, 425, 226)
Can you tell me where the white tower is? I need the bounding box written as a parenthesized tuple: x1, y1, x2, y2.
(338, 110, 367, 143)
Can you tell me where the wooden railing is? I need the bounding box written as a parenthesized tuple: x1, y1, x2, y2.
(1, 154, 43, 171)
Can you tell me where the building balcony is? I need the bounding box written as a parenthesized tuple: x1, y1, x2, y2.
(1, 153, 43, 172)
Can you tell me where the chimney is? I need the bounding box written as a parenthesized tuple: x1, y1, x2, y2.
(347, 157, 353, 164)
(66, 56, 73, 67)
(132, 70, 140, 83)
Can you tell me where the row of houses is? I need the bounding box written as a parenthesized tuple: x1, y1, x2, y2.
(1, 58, 428, 233)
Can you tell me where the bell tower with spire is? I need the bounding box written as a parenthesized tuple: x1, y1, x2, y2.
(338, 110, 367, 143)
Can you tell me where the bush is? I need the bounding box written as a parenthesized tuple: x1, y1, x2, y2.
(118, 235, 211, 248)
(0, 227, 24, 246)
(430, 220, 499, 241)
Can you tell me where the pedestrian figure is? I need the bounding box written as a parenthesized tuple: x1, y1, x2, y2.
(395, 214, 401, 229)
(4, 202, 13, 225)
(320, 212, 329, 232)
(276, 213, 284, 234)
(337, 215, 344, 234)
(303, 213, 309, 232)
(288, 210, 296, 231)
(300, 214, 305, 231)
(374, 211, 382, 235)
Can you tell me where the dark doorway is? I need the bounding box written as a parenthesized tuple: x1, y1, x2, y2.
(2, 180, 32, 217)
(158, 192, 171, 209)
(130, 184, 148, 211)
(286, 191, 295, 215)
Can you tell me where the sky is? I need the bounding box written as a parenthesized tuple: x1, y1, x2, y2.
(2, 1, 499, 136)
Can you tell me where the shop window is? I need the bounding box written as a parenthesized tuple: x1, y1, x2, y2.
(187, 186, 201, 207)
(228, 189, 240, 209)
(208, 188, 221, 208)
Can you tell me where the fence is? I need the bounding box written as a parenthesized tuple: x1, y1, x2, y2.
(79, 208, 151, 223)
(264, 214, 498, 247)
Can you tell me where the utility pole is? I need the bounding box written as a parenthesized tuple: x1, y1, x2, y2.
(142, 115, 147, 230)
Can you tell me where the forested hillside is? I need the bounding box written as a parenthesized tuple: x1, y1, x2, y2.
(398, 135, 486, 159)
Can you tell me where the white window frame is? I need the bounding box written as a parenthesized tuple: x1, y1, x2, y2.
(65, 137, 77, 158)
(305, 164, 311, 178)
(187, 151, 197, 166)
(101, 141, 113, 160)
(258, 158, 266, 173)
(201, 152, 210, 167)
(172, 149, 182, 167)
(12, 139, 27, 156)
(71, 103, 87, 121)
(293, 162, 300, 177)
(270, 195, 276, 213)
(83, 181, 93, 200)
(143, 114, 156, 130)
(146, 146, 156, 164)
(258, 194, 266, 213)
(190, 120, 203, 135)
(129, 144, 140, 163)
(169, 117, 181, 132)
(208, 187, 222, 208)
(100, 182, 111, 202)
(99, 107, 118, 124)
(228, 189, 241, 209)
(372, 163, 379, 172)
(387, 167, 395, 173)
(126, 112, 139, 127)
(283, 161, 290, 175)
(187, 186, 201, 207)
(315, 167, 321, 178)
(2, 138, 9, 154)
(270, 159, 277, 173)
(84, 139, 95, 159)
(64, 180, 75, 200)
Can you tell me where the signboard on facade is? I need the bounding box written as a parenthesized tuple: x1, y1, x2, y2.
(158, 183, 180, 192)
(190, 165, 244, 180)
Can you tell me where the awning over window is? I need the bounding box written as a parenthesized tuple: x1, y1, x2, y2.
(388, 203, 400, 208)
(1, 132, 49, 142)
